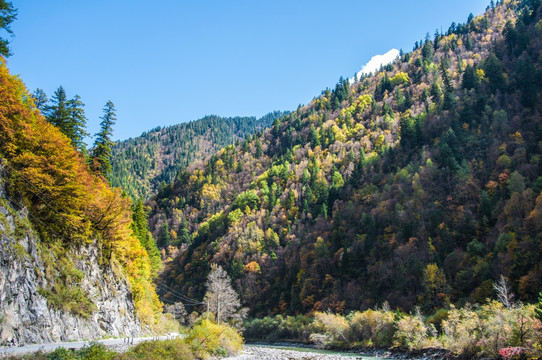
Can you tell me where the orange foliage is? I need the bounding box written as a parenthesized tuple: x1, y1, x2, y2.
(0, 58, 162, 327)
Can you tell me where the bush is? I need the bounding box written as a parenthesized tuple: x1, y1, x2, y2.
(441, 305, 481, 356)
(313, 312, 349, 344)
(348, 309, 395, 347)
(393, 313, 434, 350)
(122, 338, 194, 360)
(187, 319, 243, 358)
(243, 315, 312, 342)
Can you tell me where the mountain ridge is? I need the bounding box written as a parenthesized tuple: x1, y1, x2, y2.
(110, 112, 286, 200)
(150, 0, 542, 316)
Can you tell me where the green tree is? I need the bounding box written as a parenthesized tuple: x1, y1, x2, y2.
(45, 86, 70, 134)
(67, 95, 89, 152)
(309, 125, 320, 148)
(508, 171, 525, 194)
(254, 137, 263, 158)
(131, 199, 161, 275)
(0, 1, 16, 57)
(31, 88, 48, 113)
(92, 100, 116, 177)
(462, 65, 479, 90)
(483, 53, 506, 93)
(45, 86, 88, 152)
(536, 291, 542, 321)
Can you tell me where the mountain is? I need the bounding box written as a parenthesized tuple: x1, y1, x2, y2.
(110, 112, 286, 200)
(0, 59, 168, 344)
(150, 0, 542, 317)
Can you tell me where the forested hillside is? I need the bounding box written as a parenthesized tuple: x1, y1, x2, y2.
(151, 0, 542, 316)
(110, 112, 285, 199)
(0, 58, 168, 333)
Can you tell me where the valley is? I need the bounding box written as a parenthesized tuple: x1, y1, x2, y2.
(1, 0, 542, 359)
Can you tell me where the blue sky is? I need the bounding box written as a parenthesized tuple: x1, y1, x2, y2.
(9, 0, 489, 143)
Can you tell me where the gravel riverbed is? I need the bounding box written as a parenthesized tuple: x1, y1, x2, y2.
(222, 345, 368, 360)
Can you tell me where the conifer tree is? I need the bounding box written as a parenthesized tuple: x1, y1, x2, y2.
(131, 199, 161, 275)
(0, 1, 16, 57)
(31, 88, 48, 113)
(46, 86, 70, 133)
(92, 100, 116, 177)
(45, 86, 88, 152)
(67, 95, 89, 152)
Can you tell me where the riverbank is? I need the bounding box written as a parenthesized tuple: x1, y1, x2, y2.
(221, 345, 365, 360)
(223, 344, 456, 360)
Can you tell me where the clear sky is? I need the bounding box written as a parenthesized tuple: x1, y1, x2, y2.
(8, 0, 489, 143)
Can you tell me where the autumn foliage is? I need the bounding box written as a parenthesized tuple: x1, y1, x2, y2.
(0, 58, 163, 328)
(152, 0, 542, 317)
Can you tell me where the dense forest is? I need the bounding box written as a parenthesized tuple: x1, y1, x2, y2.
(110, 112, 286, 200)
(150, 0, 542, 317)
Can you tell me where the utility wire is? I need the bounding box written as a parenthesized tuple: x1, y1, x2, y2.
(1, 161, 70, 218)
(156, 281, 205, 305)
(2, 192, 73, 245)
(156, 284, 204, 305)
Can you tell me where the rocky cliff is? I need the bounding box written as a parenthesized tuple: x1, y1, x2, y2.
(0, 168, 142, 346)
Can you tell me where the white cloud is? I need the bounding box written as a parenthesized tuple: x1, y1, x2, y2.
(351, 48, 400, 83)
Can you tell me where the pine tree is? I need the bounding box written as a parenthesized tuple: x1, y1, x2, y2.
(67, 95, 89, 152)
(45, 87, 88, 152)
(92, 100, 116, 177)
(131, 199, 161, 274)
(46, 86, 70, 133)
(32, 88, 48, 113)
(0, 1, 16, 57)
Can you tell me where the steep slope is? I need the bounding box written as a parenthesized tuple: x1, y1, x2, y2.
(0, 59, 167, 344)
(110, 112, 285, 200)
(151, 1, 542, 316)
(0, 176, 140, 344)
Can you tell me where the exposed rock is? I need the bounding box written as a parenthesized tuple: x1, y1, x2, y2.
(0, 170, 141, 345)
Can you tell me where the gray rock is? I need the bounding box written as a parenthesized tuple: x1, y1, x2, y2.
(0, 169, 142, 345)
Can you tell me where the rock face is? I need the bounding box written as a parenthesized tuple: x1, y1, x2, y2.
(0, 175, 141, 345)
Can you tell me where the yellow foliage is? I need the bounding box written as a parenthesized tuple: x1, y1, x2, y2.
(0, 59, 164, 331)
(187, 319, 243, 358)
(390, 72, 410, 86)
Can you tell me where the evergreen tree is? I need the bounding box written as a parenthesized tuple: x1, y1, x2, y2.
(46, 86, 70, 133)
(254, 137, 263, 158)
(131, 199, 161, 275)
(0, 1, 16, 57)
(67, 95, 89, 152)
(309, 125, 320, 148)
(45, 86, 88, 152)
(92, 100, 116, 177)
(462, 65, 479, 90)
(31, 88, 48, 113)
(483, 53, 506, 93)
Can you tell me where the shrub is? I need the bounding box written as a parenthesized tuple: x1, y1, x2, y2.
(244, 315, 313, 342)
(348, 309, 395, 347)
(441, 305, 481, 356)
(313, 312, 349, 344)
(122, 338, 194, 360)
(77, 343, 117, 360)
(393, 313, 433, 350)
(187, 319, 243, 358)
